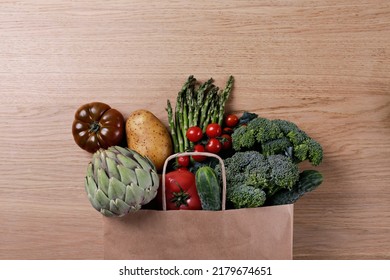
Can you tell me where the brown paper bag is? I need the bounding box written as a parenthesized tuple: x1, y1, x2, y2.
(103, 152, 294, 260)
(104, 204, 293, 260)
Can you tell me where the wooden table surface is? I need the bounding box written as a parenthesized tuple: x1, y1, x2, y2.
(1, 0, 389, 260)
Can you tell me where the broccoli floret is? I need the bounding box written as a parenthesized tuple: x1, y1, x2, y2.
(273, 119, 299, 135)
(307, 139, 323, 166)
(231, 115, 323, 166)
(244, 154, 271, 188)
(261, 137, 292, 156)
(216, 151, 300, 209)
(286, 129, 308, 146)
(267, 155, 299, 195)
(231, 125, 256, 151)
(247, 118, 282, 143)
(294, 142, 309, 162)
(293, 138, 323, 166)
(227, 185, 266, 208)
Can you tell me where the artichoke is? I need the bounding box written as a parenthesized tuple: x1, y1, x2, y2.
(85, 146, 160, 217)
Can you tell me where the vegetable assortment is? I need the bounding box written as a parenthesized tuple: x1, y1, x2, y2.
(73, 75, 324, 216)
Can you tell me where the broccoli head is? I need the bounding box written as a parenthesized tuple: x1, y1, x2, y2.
(267, 155, 299, 195)
(293, 138, 323, 166)
(247, 117, 283, 143)
(227, 185, 266, 208)
(215, 151, 300, 208)
(261, 137, 292, 156)
(231, 115, 323, 166)
(273, 119, 299, 135)
(231, 125, 256, 151)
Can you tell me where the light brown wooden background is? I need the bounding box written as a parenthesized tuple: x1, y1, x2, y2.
(1, 0, 389, 260)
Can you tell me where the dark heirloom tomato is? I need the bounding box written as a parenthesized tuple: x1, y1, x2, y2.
(72, 102, 125, 153)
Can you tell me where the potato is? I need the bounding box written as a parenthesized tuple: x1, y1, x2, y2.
(126, 109, 172, 172)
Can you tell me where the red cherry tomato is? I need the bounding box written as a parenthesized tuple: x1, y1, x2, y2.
(186, 126, 203, 143)
(192, 144, 207, 162)
(206, 138, 222, 154)
(225, 114, 239, 128)
(220, 134, 232, 150)
(177, 156, 190, 167)
(206, 123, 222, 138)
(222, 127, 234, 135)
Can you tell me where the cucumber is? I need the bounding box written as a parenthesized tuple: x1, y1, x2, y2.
(195, 166, 221, 210)
(269, 170, 323, 205)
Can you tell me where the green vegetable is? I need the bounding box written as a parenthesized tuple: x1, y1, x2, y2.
(231, 115, 323, 166)
(85, 146, 159, 217)
(227, 185, 266, 209)
(195, 166, 221, 210)
(166, 75, 234, 153)
(268, 170, 323, 205)
(215, 151, 300, 209)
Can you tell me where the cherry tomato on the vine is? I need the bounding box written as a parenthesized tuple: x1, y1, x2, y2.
(177, 156, 190, 167)
(192, 144, 207, 162)
(186, 126, 203, 143)
(220, 134, 232, 150)
(225, 114, 239, 128)
(206, 123, 222, 138)
(206, 138, 222, 154)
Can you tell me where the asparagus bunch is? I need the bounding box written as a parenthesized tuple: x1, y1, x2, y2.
(166, 75, 234, 153)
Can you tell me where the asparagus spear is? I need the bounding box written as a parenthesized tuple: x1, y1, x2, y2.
(217, 75, 234, 125)
(166, 100, 178, 153)
(193, 78, 213, 127)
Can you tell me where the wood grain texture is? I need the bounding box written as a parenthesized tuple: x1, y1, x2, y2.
(0, 0, 389, 259)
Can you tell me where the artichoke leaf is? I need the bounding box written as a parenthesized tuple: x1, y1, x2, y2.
(114, 199, 131, 214)
(133, 153, 155, 171)
(106, 157, 120, 180)
(129, 204, 142, 212)
(117, 154, 141, 169)
(87, 194, 101, 211)
(85, 176, 98, 196)
(97, 168, 110, 195)
(94, 189, 110, 209)
(117, 165, 137, 186)
(135, 168, 153, 189)
(143, 188, 157, 204)
(104, 150, 117, 160)
(87, 163, 94, 178)
(92, 155, 102, 178)
(109, 200, 122, 215)
(125, 183, 144, 207)
(108, 177, 126, 200)
(150, 170, 160, 187)
(115, 146, 133, 157)
(98, 150, 108, 170)
(101, 209, 115, 217)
